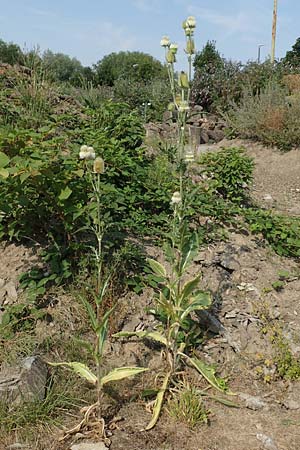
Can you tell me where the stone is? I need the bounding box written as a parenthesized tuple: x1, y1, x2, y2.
(256, 434, 278, 450)
(283, 399, 300, 410)
(200, 129, 209, 144)
(0, 356, 48, 405)
(71, 442, 107, 450)
(5, 281, 18, 302)
(207, 129, 225, 142)
(239, 393, 266, 410)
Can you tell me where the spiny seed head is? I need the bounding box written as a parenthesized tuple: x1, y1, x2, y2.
(178, 71, 189, 89)
(93, 157, 105, 174)
(171, 191, 182, 205)
(186, 39, 195, 55)
(160, 36, 171, 47)
(166, 49, 176, 64)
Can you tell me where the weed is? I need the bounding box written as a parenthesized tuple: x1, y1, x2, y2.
(167, 382, 209, 428)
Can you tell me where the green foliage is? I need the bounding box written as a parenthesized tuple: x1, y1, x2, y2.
(167, 383, 209, 428)
(94, 51, 167, 86)
(225, 80, 300, 150)
(244, 208, 300, 258)
(0, 374, 82, 432)
(0, 39, 23, 64)
(281, 37, 300, 69)
(42, 50, 86, 85)
(275, 338, 300, 380)
(198, 147, 254, 203)
(193, 40, 223, 72)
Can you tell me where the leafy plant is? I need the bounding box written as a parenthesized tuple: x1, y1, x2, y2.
(198, 147, 254, 203)
(49, 146, 147, 436)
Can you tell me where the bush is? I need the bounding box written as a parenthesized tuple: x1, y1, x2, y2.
(198, 147, 254, 203)
(225, 81, 300, 150)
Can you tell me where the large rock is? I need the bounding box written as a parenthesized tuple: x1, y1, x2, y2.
(0, 356, 48, 405)
(71, 443, 107, 450)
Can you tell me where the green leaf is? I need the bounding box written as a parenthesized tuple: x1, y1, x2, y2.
(184, 356, 227, 393)
(147, 258, 167, 278)
(0, 168, 9, 179)
(145, 371, 171, 430)
(180, 291, 212, 321)
(113, 330, 167, 346)
(100, 366, 148, 386)
(180, 275, 201, 302)
(0, 152, 9, 168)
(78, 294, 97, 331)
(201, 392, 239, 407)
(48, 361, 97, 384)
(58, 186, 72, 201)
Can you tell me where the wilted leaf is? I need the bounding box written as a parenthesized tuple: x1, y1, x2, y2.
(100, 366, 148, 386)
(113, 330, 167, 346)
(145, 371, 171, 430)
(48, 361, 97, 384)
(185, 356, 227, 393)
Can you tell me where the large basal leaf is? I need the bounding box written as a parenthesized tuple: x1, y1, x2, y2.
(113, 330, 167, 346)
(147, 258, 167, 278)
(185, 356, 227, 393)
(100, 366, 148, 386)
(145, 371, 171, 430)
(49, 361, 97, 384)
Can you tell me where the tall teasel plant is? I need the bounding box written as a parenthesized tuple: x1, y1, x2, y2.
(115, 17, 236, 431)
(50, 145, 147, 436)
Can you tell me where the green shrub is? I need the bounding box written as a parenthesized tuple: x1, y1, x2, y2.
(198, 147, 254, 203)
(225, 80, 300, 150)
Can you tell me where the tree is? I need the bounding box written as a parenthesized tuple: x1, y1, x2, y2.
(94, 51, 167, 86)
(282, 37, 300, 69)
(193, 40, 223, 73)
(42, 50, 85, 85)
(0, 39, 23, 65)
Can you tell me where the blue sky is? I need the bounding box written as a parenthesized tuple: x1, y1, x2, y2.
(0, 0, 298, 67)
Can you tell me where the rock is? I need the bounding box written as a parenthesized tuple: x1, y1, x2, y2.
(5, 281, 18, 302)
(162, 110, 173, 122)
(263, 194, 274, 202)
(0, 356, 48, 405)
(0, 278, 5, 289)
(207, 129, 225, 142)
(218, 255, 240, 273)
(283, 399, 300, 410)
(71, 444, 107, 450)
(239, 393, 266, 410)
(200, 129, 209, 144)
(256, 433, 278, 450)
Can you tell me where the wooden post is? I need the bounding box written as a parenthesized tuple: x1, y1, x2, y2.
(271, 0, 278, 63)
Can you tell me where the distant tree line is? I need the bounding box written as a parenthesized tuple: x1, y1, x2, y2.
(0, 38, 167, 87)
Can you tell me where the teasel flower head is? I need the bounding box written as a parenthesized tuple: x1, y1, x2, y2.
(171, 191, 182, 205)
(169, 43, 178, 54)
(160, 36, 171, 47)
(79, 145, 96, 160)
(186, 16, 196, 28)
(93, 157, 105, 174)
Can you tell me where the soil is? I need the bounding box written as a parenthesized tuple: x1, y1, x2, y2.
(1, 139, 300, 450)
